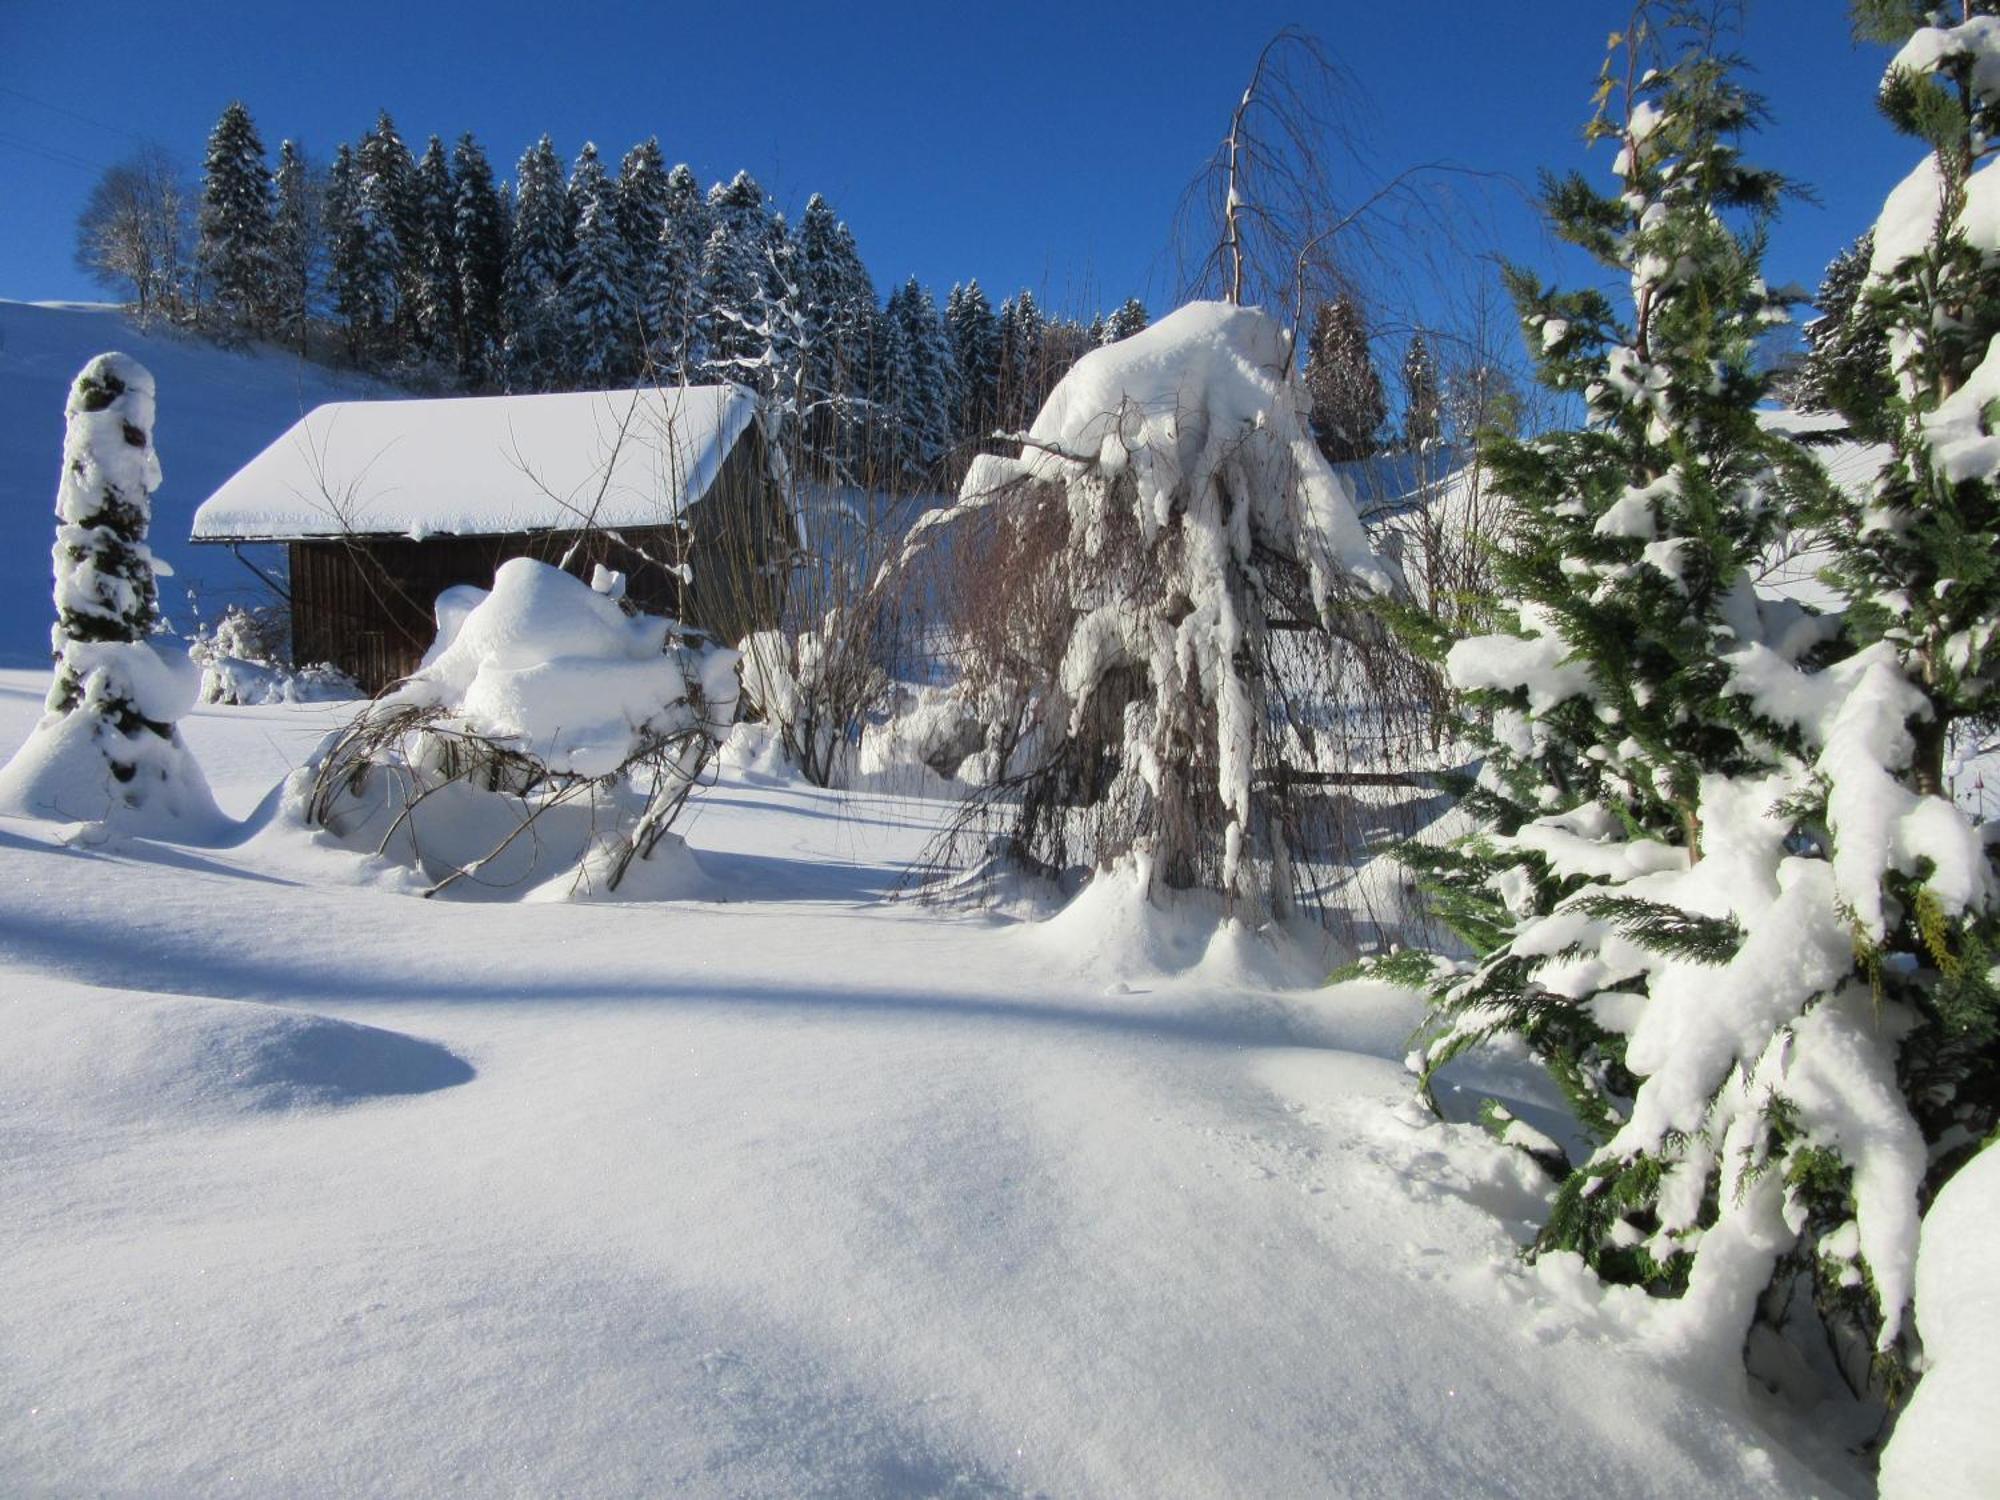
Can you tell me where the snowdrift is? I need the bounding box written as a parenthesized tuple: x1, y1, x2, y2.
(0, 983, 472, 1125)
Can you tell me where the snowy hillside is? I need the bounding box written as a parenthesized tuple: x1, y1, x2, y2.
(0, 670, 1864, 1497)
(0, 301, 388, 665)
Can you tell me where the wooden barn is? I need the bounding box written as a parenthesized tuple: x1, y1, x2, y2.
(190, 385, 794, 691)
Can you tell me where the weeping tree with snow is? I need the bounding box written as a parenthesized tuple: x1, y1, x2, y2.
(903, 301, 1399, 916)
(1391, 7, 2000, 1408)
(0, 355, 217, 829)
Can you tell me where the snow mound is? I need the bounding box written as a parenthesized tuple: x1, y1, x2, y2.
(1879, 1145, 2000, 1499)
(410, 558, 732, 779)
(0, 984, 473, 1126)
(1032, 859, 1329, 988)
(0, 661, 227, 840)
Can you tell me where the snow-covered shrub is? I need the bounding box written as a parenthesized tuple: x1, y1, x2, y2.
(0, 353, 220, 834)
(191, 605, 358, 705)
(899, 299, 1398, 918)
(304, 558, 736, 898)
(736, 605, 889, 787)
(857, 684, 990, 784)
(1389, 16, 2000, 1413)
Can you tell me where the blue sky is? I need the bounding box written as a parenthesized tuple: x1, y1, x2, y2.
(1, 2, 1908, 332)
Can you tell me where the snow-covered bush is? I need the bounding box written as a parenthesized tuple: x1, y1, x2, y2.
(857, 683, 991, 784)
(191, 605, 358, 705)
(736, 604, 889, 787)
(304, 558, 736, 898)
(1382, 19, 1999, 1403)
(0, 353, 220, 834)
(900, 299, 1398, 918)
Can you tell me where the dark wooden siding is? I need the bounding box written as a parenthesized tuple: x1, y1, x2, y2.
(286, 423, 792, 692)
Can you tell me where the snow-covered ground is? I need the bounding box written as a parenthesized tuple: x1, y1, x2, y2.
(0, 670, 1864, 1496)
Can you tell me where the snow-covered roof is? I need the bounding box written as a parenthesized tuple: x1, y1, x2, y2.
(190, 385, 759, 542)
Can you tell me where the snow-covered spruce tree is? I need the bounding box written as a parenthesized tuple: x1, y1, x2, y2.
(614, 138, 670, 380)
(907, 301, 1397, 916)
(1302, 297, 1387, 462)
(1792, 232, 1893, 430)
(996, 290, 1046, 432)
(0, 355, 216, 828)
(1394, 15, 2000, 1399)
(793, 194, 877, 477)
(565, 142, 633, 390)
(947, 280, 1001, 452)
(323, 143, 366, 361)
(1825, 0, 2000, 1274)
(697, 171, 775, 387)
(354, 113, 417, 364)
(1401, 332, 1442, 450)
(503, 135, 572, 390)
(1103, 298, 1149, 345)
(196, 101, 275, 337)
(644, 163, 708, 380)
(885, 278, 956, 481)
(270, 139, 319, 356)
(410, 135, 461, 368)
(450, 133, 507, 384)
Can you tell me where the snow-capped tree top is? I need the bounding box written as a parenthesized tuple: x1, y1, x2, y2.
(62, 352, 161, 528)
(1003, 299, 1395, 600)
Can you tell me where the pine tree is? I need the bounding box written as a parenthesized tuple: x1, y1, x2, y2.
(46, 356, 166, 718)
(269, 139, 319, 355)
(565, 142, 633, 389)
(360, 111, 418, 362)
(503, 135, 571, 390)
(1792, 232, 1893, 430)
(323, 143, 368, 361)
(946, 281, 1000, 450)
(996, 290, 1045, 432)
(346, 113, 416, 364)
(883, 277, 955, 478)
(196, 101, 275, 336)
(0, 354, 219, 827)
(645, 163, 708, 379)
(1381, 19, 1971, 1388)
(698, 170, 775, 386)
(410, 135, 460, 367)
(450, 134, 507, 384)
(1401, 332, 1442, 450)
(794, 195, 857, 459)
(612, 139, 669, 380)
(1103, 297, 1149, 344)
(1302, 297, 1386, 462)
(1815, 0, 2000, 1251)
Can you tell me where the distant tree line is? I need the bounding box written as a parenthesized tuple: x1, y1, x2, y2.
(74, 102, 1473, 483)
(75, 102, 1171, 490)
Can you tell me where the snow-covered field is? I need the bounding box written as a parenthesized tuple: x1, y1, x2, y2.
(0, 671, 1863, 1497)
